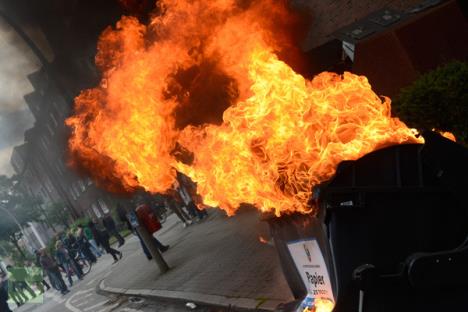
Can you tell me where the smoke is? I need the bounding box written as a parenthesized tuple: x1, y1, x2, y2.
(0, 17, 38, 175)
(165, 59, 240, 129)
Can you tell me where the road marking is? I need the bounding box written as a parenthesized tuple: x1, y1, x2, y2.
(83, 299, 109, 311)
(44, 291, 67, 304)
(86, 278, 97, 286)
(72, 292, 93, 304)
(95, 302, 120, 312)
(103, 270, 113, 278)
(65, 288, 94, 312)
(74, 299, 91, 307)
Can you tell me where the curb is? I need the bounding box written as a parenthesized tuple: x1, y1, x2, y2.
(98, 279, 283, 311)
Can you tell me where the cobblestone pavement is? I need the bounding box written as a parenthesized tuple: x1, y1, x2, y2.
(102, 208, 293, 310)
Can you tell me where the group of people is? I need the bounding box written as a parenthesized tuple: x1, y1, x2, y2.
(36, 216, 126, 296)
(0, 180, 207, 311)
(0, 214, 128, 311)
(163, 194, 208, 228)
(0, 263, 45, 310)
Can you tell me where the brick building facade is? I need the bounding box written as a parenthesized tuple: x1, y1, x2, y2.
(7, 0, 124, 221)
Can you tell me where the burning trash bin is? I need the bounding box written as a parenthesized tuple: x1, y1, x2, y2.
(270, 132, 468, 312)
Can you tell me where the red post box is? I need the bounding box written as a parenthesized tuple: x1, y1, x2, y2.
(135, 204, 161, 234)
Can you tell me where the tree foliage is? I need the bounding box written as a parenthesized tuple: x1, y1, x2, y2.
(0, 175, 43, 257)
(393, 61, 468, 145)
(44, 202, 71, 228)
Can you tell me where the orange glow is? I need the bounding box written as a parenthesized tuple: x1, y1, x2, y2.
(259, 236, 268, 244)
(438, 131, 456, 142)
(313, 298, 335, 312)
(176, 51, 422, 216)
(66, 0, 423, 215)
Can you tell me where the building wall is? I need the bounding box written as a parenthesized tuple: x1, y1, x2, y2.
(11, 67, 117, 222)
(292, 0, 422, 51)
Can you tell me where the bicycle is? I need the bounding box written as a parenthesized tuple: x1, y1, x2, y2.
(69, 247, 93, 276)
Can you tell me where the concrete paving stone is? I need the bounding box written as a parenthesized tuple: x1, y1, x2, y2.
(101, 209, 294, 310)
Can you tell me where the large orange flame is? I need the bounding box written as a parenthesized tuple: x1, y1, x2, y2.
(176, 50, 422, 216)
(66, 0, 423, 216)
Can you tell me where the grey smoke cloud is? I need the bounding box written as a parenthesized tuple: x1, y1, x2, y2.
(0, 109, 33, 149)
(0, 17, 38, 175)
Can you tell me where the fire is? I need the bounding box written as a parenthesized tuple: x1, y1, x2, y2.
(66, 0, 423, 216)
(176, 51, 422, 216)
(436, 130, 456, 142)
(313, 298, 335, 312)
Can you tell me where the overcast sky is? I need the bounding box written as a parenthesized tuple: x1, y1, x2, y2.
(0, 17, 39, 176)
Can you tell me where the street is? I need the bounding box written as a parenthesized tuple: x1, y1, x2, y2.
(14, 235, 216, 312)
(11, 210, 282, 312)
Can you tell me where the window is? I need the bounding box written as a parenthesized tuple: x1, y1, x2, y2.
(98, 199, 110, 214)
(59, 162, 68, 175)
(44, 178, 54, 193)
(78, 180, 86, 192)
(11, 154, 23, 173)
(49, 112, 59, 127)
(41, 188, 49, 201)
(72, 183, 81, 199)
(46, 124, 54, 136)
(53, 96, 69, 117)
(92, 202, 102, 218)
(69, 187, 77, 200)
(70, 183, 81, 200)
(55, 163, 63, 175)
(41, 137, 49, 150)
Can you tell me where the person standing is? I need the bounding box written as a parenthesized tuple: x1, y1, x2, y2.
(135, 230, 169, 260)
(3, 269, 23, 307)
(76, 225, 97, 264)
(6, 265, 36, 302)
(165, 195, 192, 227)
(175, 185, 207, 221)
(34, 250, 52, 291)
(25, 261, 46, 294)
(82, 224, 102, 257)
(63, 233, 84, 277)
(131, 204, 170, 259)
(55, 241, 82, 287)
(88, 221, 122, 263)
(102, 214, 125, 247)
(116, 204, 133, 232)
(0, 273, 12, 312)
(38, 250, 69, 295)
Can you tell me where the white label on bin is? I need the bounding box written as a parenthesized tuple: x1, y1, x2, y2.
(287, 239, 335, 305)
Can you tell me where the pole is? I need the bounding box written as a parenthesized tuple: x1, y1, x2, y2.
(135, 225, 169, 273)
(126, 208, 169, 273)
(28, 222, 46, 248)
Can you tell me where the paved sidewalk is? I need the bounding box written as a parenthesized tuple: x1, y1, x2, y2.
(99, 208, 294, 310)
